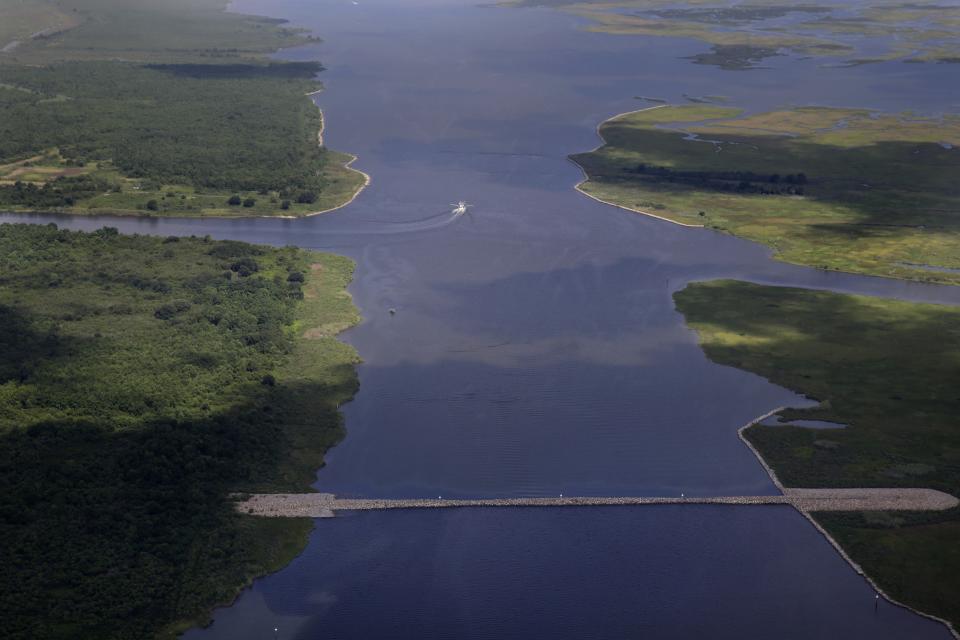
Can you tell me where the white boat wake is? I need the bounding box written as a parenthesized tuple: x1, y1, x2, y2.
(338, 202, 474, 236)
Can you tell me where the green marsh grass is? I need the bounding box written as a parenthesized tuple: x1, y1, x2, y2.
(573, 105, 960, 284)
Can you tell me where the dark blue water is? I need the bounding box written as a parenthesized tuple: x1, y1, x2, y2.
(184, 508, 949, 640)
(5, 0, 958, 636)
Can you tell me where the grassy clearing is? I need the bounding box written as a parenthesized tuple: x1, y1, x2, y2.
(0, 224, 360, 638)
(0, 0, 366, 218)
(572, 105, 960, 285)
(674, 279, 960, 630)
(501, 0, 960, 67)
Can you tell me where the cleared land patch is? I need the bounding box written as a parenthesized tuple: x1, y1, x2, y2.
(571, 105, 960, 284)
(675, 279, 960, 632)
(0, 152, 91, 185)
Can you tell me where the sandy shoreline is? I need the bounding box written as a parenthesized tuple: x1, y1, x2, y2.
(303, 96, 371, 217)
(569, 104, 706, 229)
(304, 150, 370, 217)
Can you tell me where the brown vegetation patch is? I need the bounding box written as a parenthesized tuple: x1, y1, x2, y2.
(303, 263, 324, 299)
(303, 321, 354, 340)
(5, 165, 86, 181)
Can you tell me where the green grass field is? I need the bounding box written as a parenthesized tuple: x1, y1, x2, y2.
(572, 105, 960, 285)
(0, 0, 366, 218)
(675, 279, 960, 630)
(0, 224, 360, 638)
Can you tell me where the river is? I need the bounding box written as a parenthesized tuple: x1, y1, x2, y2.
(4, 0, 958, 637)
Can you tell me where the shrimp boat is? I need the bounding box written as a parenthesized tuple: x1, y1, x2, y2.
(450, 201, 471, 216)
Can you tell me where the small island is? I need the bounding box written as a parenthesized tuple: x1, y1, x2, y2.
(0, 0, 367, 218)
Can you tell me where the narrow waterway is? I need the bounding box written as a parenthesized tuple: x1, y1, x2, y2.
(5, 0, 958, 637)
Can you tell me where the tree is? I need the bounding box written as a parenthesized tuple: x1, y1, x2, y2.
(154, 300, 190, 320)
(242, 198, 256, 208)
(227, 195, 242, 206)
(146, 200, 159, 211)
(230, 257, 259, 277)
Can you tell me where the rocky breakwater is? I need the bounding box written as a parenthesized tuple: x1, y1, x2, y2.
(235, 488, 958, 518)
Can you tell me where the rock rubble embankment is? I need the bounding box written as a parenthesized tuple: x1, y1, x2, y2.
(235, 488, 958, 518)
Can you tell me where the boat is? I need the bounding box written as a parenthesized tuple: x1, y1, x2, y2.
(450, 201, 471, 215)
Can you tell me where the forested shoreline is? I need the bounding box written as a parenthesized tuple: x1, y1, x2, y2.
(0, 224, 361, 638)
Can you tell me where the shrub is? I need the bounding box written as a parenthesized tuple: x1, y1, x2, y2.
(154, 300, 191, 320)
(230, 257, 259, 277)
(207, 241, 262, 259)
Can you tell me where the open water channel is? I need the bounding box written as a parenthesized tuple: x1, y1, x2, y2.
(5, 0, 959, 637)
